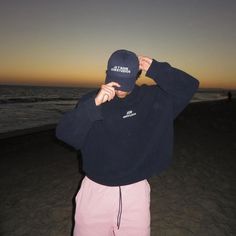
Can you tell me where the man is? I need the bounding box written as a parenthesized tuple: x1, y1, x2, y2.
(56, 49, 199, 235)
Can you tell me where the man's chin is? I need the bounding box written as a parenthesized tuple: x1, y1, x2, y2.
(117, 95, 126, 99)
(115, 90, 131, 99)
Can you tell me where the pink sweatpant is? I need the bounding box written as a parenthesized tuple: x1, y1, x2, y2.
(73, 176, 150, 236)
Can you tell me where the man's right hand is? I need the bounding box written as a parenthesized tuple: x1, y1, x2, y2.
(95, 82, 120, 106)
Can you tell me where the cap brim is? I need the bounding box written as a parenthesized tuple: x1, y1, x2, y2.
(105, 75, 136, 92)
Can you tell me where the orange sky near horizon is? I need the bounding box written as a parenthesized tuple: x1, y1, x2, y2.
(0, 54, 235, 89)
(0, 0, 235, 90)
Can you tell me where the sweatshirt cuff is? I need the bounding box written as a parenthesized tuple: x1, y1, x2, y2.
(145, 59, 173, 89)
(81, 97, 103, 122)
(145, 59, 170, 79)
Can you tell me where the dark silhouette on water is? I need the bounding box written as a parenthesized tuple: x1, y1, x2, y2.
(227, 91, 232, 101)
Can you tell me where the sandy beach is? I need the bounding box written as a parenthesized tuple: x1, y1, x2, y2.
(0, 99, 235, 236)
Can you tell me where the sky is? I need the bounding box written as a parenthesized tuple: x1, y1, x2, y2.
(0, 0, 235, 89)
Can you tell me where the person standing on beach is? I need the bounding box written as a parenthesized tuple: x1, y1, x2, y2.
(227, 91, 232, 101)
(56, 49, 199, 236)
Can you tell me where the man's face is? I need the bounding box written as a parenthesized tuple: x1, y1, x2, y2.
(115, 89, 131, 99)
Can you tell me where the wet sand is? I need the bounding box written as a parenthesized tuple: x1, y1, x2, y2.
(0, 99, 235, 235)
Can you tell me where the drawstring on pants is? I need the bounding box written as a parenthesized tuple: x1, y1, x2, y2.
(117, 186, 123, 229)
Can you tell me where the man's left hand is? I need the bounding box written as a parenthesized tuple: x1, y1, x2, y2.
(138, 56, 153, 72)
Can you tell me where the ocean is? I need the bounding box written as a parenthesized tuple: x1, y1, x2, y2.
(0, 85, 232, 134)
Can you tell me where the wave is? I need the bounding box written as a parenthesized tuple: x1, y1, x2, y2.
(0, 97, 79, 104)
(0, 92, 228, 104)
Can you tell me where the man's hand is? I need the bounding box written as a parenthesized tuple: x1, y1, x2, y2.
(95, 82, 120, 106)
(138, 56, 153, 72)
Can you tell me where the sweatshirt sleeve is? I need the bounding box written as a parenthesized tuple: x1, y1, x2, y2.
(145, 59, 200, 119)
(55, 92, 103, 150)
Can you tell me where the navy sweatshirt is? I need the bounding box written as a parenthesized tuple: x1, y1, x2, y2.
(56, 60, 199, 186)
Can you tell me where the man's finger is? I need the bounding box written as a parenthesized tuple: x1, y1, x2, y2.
(102, 85, 116, 96)
(106, 82, 121, 88)
(103, 94, 109, 102)
(102, 87, 114, 96)
(138, 55, 152, 64)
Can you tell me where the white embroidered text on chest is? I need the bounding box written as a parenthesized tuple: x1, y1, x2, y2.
(123, 110, 137, 119)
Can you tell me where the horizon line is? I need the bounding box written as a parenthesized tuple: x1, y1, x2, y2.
(0, 82, 235, 91)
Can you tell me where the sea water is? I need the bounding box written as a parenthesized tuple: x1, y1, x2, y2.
(0, 85, 231, 134)
(0, 85, 95, 134)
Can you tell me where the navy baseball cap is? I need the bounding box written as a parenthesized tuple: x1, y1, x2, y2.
(105, 49, 139, 92)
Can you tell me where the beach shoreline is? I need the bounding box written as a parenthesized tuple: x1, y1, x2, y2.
(0, 99, 235, 235)
(0, 97, 230, 140)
